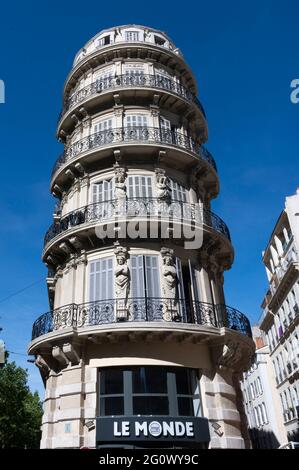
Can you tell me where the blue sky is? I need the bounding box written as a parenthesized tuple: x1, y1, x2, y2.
(0, 0, 298, 396)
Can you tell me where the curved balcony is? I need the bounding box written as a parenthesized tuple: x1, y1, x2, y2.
(59, 74, 205, 125)
(44, 199, 231, 248)
(31, 298, 252, 341)
(52, 127, 216, 182)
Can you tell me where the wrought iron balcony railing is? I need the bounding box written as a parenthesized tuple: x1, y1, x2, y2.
(59, 74, 205, 123)
(44, 198, 231, 246)
(31, 297, 252, 340)
(52, 127, 216, 178)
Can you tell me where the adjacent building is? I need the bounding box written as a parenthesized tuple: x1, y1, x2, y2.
(259, 189, 299, 443)
(28, 25, 254, 449)
(241, 326, 287, 448)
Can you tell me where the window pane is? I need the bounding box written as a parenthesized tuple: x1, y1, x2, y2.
(132, 367, 167, 393)
(178, 397, 194, 416)
(101, 397, 124, 416)
(101, 369, 124, 394)
(176, 368, 196, 395)
(133, 396, 169, 415)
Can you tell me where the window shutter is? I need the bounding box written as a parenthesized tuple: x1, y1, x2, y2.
(92, 180, 114, 203)
(145, 256, 160, 298)
(89, 257, 114, 301)
(130, 255, 145, 298)
(127, 175, 153, 198)
(94, 119, 113, 133)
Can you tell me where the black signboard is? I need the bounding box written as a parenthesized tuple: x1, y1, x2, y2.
(96, 416, 210, 443)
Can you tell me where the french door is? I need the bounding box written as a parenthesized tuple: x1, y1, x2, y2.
(130, 255, 161, 320)
(124, 115, 148, 141)
(91, 179, 114, 219)
(127, 175, 153, 199)
(160, 116, 172, 144)
(89, 257, 115, 324)
(94, 119, 113, 133)
(96, 71, 113, 90)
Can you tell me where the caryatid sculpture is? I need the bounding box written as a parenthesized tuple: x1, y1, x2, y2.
(114, 242, 130, 320)
(160, 247, 179, 320)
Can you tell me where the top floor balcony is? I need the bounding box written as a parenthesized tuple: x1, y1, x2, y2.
(73, 25, 182, 68)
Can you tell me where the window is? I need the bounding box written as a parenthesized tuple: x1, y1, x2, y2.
(127, 175, 153, 199)
(262, 403, 268, 424)
(99, 367, 201, 418)
(257, 377, 263, 395)
(125, 115, 148, 140)
(91, 180, 114, 219)
(154, 35, 166, 46)
(125, 114, 148, 127)
(92, 180, 114, 203)
(94, 119, 113, 133)
(130, 255, 160, 301)
(125, 31, 140, 42)
(96, 70, 113, 90)
(124, 66, 144, 84)
(98, 35, 111, 46)
(89, 257, 114, 302)
(169, 179, 187, 203)
(160, 116, 172, 143)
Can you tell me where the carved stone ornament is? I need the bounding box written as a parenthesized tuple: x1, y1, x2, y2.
(114, 164, 127, 199)
(114, 242, 130, 320)
(155, 168, 170, 200)
(160, 248, 177, 295)
(213, 340, 249, 371)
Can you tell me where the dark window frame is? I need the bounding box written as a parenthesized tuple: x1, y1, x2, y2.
(98, 366, 201, 418)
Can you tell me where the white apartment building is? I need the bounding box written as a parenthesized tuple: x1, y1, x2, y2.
(28, 25, 254, 449)
(241, 327, 287, 448)
(259, 189, 299, 443)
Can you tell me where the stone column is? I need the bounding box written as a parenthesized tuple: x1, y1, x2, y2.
(201, 366, 244, 449)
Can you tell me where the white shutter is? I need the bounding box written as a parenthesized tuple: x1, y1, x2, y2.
(189, 260, 200, 302)
(94, 119, 113, 133)
(130, 255, 160, 299)
(169, 179, 187, 202)
(92, 180, 114, 203)
(89, 257, 114, 301)
(127, 175, 153, 198)
(125, 115, 148, 127)
(130, 255, 145, 298)
(97, 70, 113, 90)
(145, 256, 160, 298)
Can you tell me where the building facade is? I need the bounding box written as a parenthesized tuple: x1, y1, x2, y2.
(259, 189, 299, 443)
(28, 25, 254, 449)
(241, 326, 287, 448)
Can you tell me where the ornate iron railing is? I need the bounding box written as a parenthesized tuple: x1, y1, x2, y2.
(43, 198, 231, 246)
(58, 74, 205, 123)
(52, 127, 216, 178)
(31, 297, 252, 340)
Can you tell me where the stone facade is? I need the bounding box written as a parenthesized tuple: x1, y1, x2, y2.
(28, 24, 254, 449)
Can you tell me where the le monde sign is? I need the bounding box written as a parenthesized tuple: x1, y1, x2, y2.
(96, 417, 210, 444)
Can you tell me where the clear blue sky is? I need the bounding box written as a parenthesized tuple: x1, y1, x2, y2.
(0, 0, 298, 396)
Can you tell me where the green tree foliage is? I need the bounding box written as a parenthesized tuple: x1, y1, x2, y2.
(0, 359, 43, 448)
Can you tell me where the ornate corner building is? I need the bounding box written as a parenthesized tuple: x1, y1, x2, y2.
(28, 25, 254, 449)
